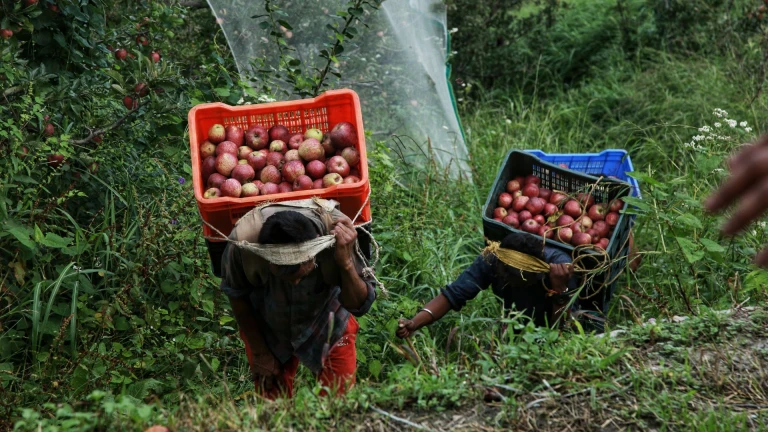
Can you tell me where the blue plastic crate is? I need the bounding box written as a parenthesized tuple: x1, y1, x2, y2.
(524, 149, 641, 198)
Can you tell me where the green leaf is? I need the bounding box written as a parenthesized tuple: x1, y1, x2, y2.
(5, 224, 36, 251)
(41, 233, 72, 249)
(700, 238, 726, 253)
(628, 171, 663, 187)
(368, 359, 382, 378)
(277, 20, 293, 30)
(214, 88, 230, 97)
(621, 196, 651, 213)
(258, 20, 271, 30)
(676, 213, 702, 229)
(185, 336, 205, 349)
(676, 237, 705, 264)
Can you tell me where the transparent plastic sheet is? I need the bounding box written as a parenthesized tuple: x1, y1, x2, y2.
(205, 0, 471, 179)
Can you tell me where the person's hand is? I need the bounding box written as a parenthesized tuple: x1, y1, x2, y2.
(331, 219, 358, 270)
(396, 318, 417, 339)
(549, 263, 573, 292)
(250, 353, 281, 391)
(704, 135, 768, 267)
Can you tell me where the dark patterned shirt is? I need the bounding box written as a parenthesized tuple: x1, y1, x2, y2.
(441, 247, 577, 327)
(219, 200, 376, 374)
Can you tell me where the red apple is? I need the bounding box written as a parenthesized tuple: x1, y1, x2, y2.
(266, 152, 285, 169)
(260, 165, 282, 184)
(123, 96, 137, 110)
(539, 225, 554, 239)
(278, 182, 293, 194)
(533, 215, 545, 225)
(525, 197, 546, 215)
(539, 188, 551, 202)
(321, 134, 335, 156)
(293, 175, 313, 191)
(512, 190, 524, 198)
(306, 160, 327, 180)
(543, 203, 558, 217)
(502, 215, 520, 228)
(282, 160, 305, 183)
(340, 147, 360, 168)
(200, 140, 216, 159)
(252, 180, 264, 190)
(260, 182, 279, 196)
(563, 200, 583, 218)
(288, 133, 304, 150)
(225, 125, 244, 146)
(203, 187, 221, 199)
(494, 217, 503, 222)
(343, 176, 360, 184)
(313, 179, 325, 189)
(285, 149, 300, 162)
(245, 125, 269, 150)
(596, 238, 609, 250)
(47, 154, 65, 168)
(493, 207, 508, 219)
(587, 203, 607, 221)
(577, 193, 595, 207)
(241, 183, 260, 197)
(519, 210, 532, 222)
(323, 173, 343, 187)
(498, 192, 513, 209)
(231, 164, 255, 184)
(522, 219, 540, 234)
(207, 173, 227, 188)
(557, 227, 573, 243)
(587, 228, 598, 239)
(522, 183, 540, 198)
(299, 138, 324, 162)
(349, 168, 360, 178)
(115, 48, 128, 61)
(247, 150, 268, 171)
(556, 214, 574, 227)
(326, 156, 350, 177)
(605, 212, 620, 226)
(329, 121, 358, 149)
(216, 141, 239, 157)
(151, 51, 161, 63)
(269, 140, 287, 154)
(550, 191, 568, 206)
(220, 178, 242, 198)
(215, 153, 238, 176)
(208, 124, 226, 144)
(609, 198, 624, 212)
(506, 179, 522, 193)
(571, 232, 592, 246)
(201, 156, 216, 181)
(268, 125, 291, 144)
(512, 195, 530, 212)
(1, 29, 13, 40)
(524, 175, 541, 186)
(593, 221, 609, 238)
(238, 146, 253, 160)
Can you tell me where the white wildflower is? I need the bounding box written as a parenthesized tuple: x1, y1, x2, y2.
(713, 108, 728, 118)
(698, 126, 711, 133)
(712, 168, 724, 173)
(752, 230, 757, 237)
(759, 221, 766, 228)
(740, 121, 748, 127)
(449, 27, 459, 34)
(727, 119, 737, 128)
(714, 122, 722, 128)
(236, 97, 244, 105)
(692, 135, 705, 141)
(746, 127, 753, 133)
(505, 119, 512, 124)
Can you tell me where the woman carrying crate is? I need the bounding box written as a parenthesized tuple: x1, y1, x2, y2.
(219, 199, 377, 400)
(396, 231, 584, 339)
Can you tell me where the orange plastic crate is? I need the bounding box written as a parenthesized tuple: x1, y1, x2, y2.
(188, 89, 372, 241)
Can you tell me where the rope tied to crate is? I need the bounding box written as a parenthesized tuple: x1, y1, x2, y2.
(199, 190, 387, 293)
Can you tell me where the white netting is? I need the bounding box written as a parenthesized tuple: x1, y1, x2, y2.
(205, 0, 470, 179)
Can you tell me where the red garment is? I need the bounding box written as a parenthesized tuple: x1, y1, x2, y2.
(240, 316, 359, 399)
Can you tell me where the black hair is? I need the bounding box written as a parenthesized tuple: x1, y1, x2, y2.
(259, 211, 318, 276)
(496, 231, 546, 287)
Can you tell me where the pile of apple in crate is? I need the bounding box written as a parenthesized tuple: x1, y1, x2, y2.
(199, 122, 362, 199)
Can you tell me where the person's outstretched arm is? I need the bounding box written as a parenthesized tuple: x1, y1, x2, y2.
(705, 135, 768, 266)
(396, 255, 494, 338)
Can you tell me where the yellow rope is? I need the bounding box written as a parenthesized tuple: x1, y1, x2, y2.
(482, 240, 550, 273)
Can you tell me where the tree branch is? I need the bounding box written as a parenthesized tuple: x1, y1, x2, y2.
(69, 101, 149, 145)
